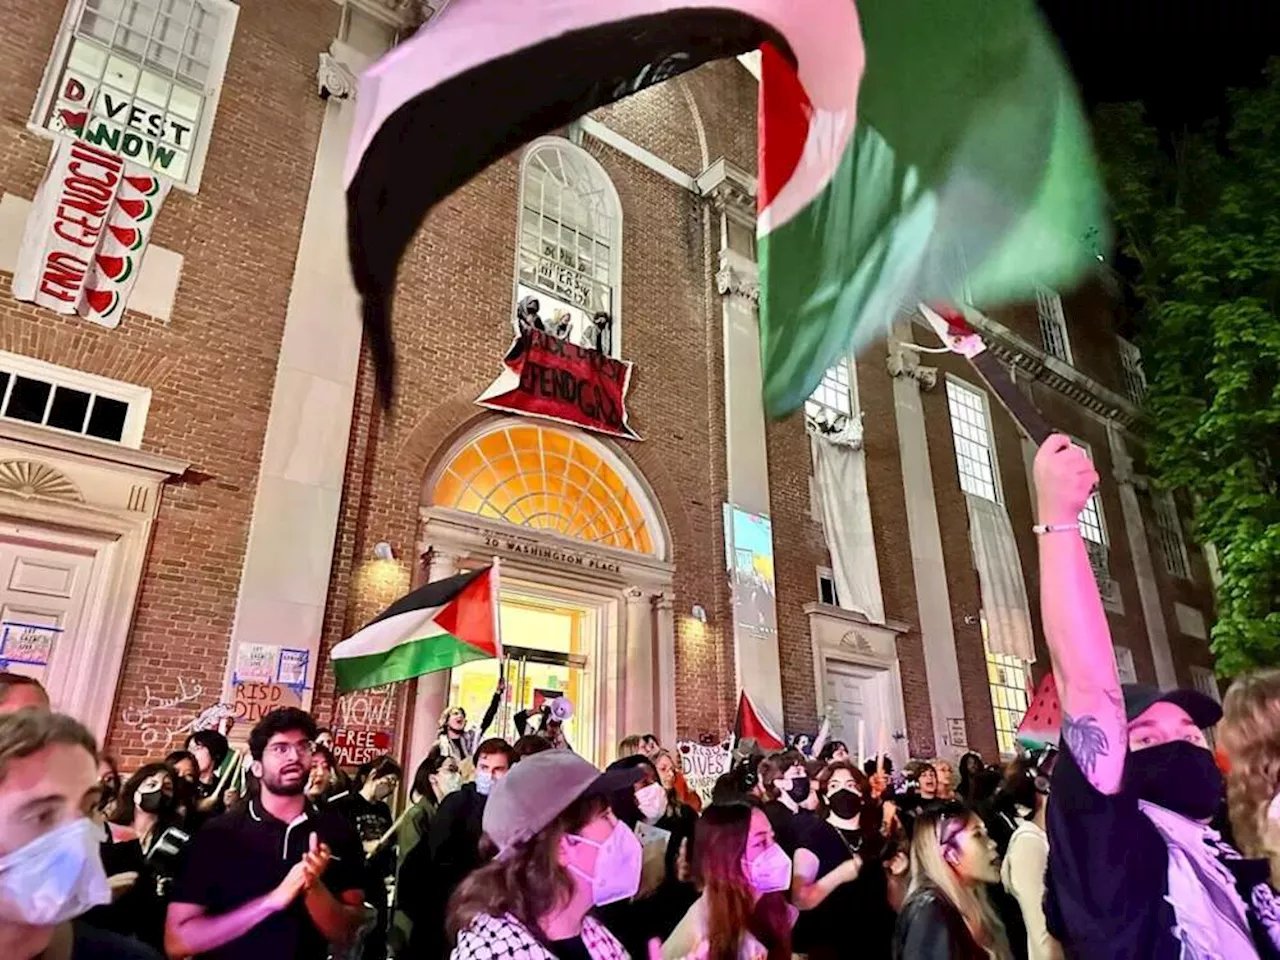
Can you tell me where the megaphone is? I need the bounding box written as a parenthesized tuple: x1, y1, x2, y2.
(549, 696, 574, 722)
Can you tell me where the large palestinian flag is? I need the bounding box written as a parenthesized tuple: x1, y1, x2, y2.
(735, 690, 785, 752)
(757, 0, 1106, 415)
(331, 566, 502, 693)
(344, 0, 1104, 415)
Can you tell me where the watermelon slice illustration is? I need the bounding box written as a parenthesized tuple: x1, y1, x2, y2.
(123, 175, 161, 196)
(96, 254, 133, 284)
(84, 288, 120, 318)
(57, 109, 88, 135)
(108, 225, 144, 250)
(115, 198, 154, 221)
(1016, 672, 1061, 749)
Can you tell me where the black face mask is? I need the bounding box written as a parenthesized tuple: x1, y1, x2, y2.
(138, 789, 172, 815)
(827, 788, 864, 820)
(1124, 740, 1222, 821)
(786, 777, 810, 805)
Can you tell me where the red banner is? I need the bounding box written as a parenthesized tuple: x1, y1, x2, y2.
(477, 329, 640, 440)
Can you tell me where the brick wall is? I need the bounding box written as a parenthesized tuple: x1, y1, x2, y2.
(0, 0, 336, 764)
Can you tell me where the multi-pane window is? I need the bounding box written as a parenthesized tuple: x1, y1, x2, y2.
(1036, 287, 1073, 364)
(1072, 442, 1106, 546)
(517, 140, 620, 354)
(986, 643, 1030, 756)
(1118, 337, 1147, 404)
(1153, 492, 1192, 580)
(946, 379, 1001, 503)
(32, 0, 238, 190)
(805, 359, 852, 423)
(0, 352, 149, 446)
(817, 568, 838, 606)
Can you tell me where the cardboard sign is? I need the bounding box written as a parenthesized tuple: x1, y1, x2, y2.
(477, 329, 640, 440)
(12, 136, 170, 326)
(677, 741, 732, 805)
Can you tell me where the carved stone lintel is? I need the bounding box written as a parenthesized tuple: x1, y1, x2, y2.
(716, 250, 759, 303)
(0, 460, 83, 502)
(696, 158, 757, 221)
(318, 50, 357, 101)
(886, 344, 938, 391)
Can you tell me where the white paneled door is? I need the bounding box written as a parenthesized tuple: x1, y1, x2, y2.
(824, 661, 889, 765)
(0, 525, 96, 704)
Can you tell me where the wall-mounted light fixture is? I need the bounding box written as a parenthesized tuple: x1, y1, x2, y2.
(373, 541, 395, 562)
(691, 604, 708, 624)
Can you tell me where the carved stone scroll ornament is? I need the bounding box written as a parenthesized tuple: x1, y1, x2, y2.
(886, 343, 938, 391)
(0, 461, 83, 502)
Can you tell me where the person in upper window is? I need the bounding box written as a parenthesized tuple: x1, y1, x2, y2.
(164, 708, 366, 960)
(0, 674, 49, 714)
(1033, 434, 1280, 959)
(663, 802, 796, 960)
(894, 801, 1011, 960)
(447, 750, 642, 959)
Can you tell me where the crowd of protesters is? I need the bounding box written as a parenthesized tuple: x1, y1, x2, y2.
(0, 437, 1279, 959)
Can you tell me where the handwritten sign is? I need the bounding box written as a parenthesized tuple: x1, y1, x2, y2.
(335, 685, 395, 728)
(0, 621, 61, 667)
(947, 718, 969, 750)
(331, 728, 393, 767)
(234, 643, 277, 684)
(276, 648, 310, 690)
(232, 681, 297, 724)
(677, 741, 732, 805)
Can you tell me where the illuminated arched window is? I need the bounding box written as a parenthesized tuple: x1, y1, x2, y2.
(516, 138, 622, 356)
(431, 423, 658, 556)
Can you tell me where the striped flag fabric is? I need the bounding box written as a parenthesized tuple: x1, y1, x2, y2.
(758, 0, 1107, 415)
(331, 566, 502, 693)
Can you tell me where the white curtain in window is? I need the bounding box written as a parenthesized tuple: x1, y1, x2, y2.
(809, 423, 885, 624)
(966, 494, 1035, 662)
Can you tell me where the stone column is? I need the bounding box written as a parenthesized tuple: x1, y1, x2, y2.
(404, 547, 459, 777)
(1108, 426, 1177, 689)
(623, 588, 655, 739)
(653, 592, 678, 746)
(887, 334, 965, 757)
(221, 27, 397, 710)
(699, 158, 784, 730)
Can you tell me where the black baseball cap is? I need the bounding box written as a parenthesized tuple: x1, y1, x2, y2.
(1122, 684, 1222, 728)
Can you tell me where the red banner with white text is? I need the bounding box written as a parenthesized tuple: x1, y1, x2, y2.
(477, 329, 641, 440)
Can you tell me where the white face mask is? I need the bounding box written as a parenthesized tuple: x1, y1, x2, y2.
(635, 783, 667, 822)
(0, 818, 110, 926)
(474, 769, 494, 796)
(568, 820, 643, 905)
(435, 771, 462, 798)
(745, 842, 792, 895)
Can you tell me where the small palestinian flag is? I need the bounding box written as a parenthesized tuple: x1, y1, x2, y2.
(331, 565, 502, 693)
(734, 690, 784, 752)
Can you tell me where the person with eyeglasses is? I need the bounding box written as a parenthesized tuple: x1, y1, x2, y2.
(164, 708, 367, 960)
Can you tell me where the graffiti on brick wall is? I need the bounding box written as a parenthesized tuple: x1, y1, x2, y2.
(120, 677, 206, 749)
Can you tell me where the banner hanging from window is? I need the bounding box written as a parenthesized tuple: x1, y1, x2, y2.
(477, 327, 641, 441)
(11, 136, 170, 328)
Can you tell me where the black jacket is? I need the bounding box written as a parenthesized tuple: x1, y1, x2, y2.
(402, 784, 488, 958)
(893, 888, 990, 960)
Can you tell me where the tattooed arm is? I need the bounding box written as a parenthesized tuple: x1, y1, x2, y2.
(1033, 436, 1126, 795)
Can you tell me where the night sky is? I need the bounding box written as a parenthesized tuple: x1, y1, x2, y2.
(1041, 0, 1280, 128)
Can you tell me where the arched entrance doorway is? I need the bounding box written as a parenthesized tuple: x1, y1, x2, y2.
(406, 419, 676, 769)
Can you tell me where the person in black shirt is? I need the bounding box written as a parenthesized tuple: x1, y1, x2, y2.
(185, 730, 230, 813)
(1032, 436, 1280, 960)
(756, 750, 808, 854)
(402, 737, 513, 957)
(165, 708, 367, 960)
(328, 755, 401, 960)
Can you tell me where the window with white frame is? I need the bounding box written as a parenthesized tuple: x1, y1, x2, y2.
(985, 642, 1030, 757)
(1117, 337, 1147, 404)
(31, 0, 239, 191)
(805, 358, 853, 424)
(1036, 287, 1073, 364)
(0, 351, 150, 447)
(1153, 492, 1192, 579)
(946, 378, 1001, 503)
(1072, 441, 1107, 546)
(517, 138, 622, 356)
(1114, 645, 1137, 684)
(817, 567, 838, 607)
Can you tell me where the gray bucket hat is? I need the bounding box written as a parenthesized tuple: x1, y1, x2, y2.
(482, 750, 642, 858)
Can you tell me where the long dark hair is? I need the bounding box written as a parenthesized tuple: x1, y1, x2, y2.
(113, 762, 181, 831)
(447, 791, 609, 945)
(695, 803, 792, 960)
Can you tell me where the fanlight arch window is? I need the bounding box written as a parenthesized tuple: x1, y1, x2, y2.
(431, 423, 659, 557)
(516, 138, 622, 356)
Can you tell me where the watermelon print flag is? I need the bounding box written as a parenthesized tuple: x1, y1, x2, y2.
(344, 0, 859, 405)
(330, 565, 502, 693)
(758, 0, 1108, 415)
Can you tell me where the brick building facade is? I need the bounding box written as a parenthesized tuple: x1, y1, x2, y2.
(0, 0, 1218, 773)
